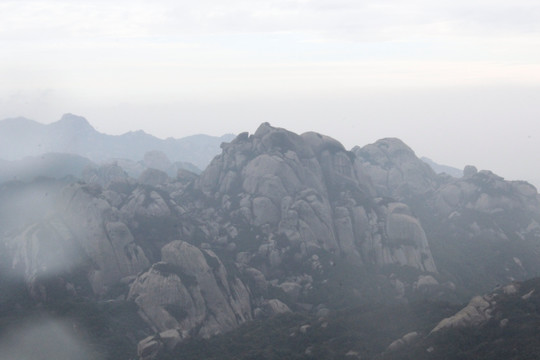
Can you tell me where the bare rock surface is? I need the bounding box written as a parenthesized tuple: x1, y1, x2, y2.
(11, 182, 150, 296)
(128, 240, 252, 340)
(431, 295, 494, 333)
(197, 123, 437, 272)
(353, 138, 437, 199)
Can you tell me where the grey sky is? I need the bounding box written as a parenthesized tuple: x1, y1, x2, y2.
(1, 0, 539, 184)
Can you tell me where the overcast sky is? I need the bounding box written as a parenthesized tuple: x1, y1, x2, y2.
(1, 0, 539, 183)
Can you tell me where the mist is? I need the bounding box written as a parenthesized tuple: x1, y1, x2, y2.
(0, 318, 102, 360)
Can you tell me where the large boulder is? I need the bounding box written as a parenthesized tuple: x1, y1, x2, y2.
(128, 241, 252, 339)
(11, 182, 150, 297)
(353, 138, 437, 199)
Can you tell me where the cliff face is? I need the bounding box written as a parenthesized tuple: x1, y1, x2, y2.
(10, 183, 151, 298)
(198, 123, 436, 273)
(355, 139, 540, 293)
(128, 241, 251, 339)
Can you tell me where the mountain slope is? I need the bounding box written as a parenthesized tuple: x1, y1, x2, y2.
(2, 121, 540, 359)
(0, 114, 234, 170)
(354, 140, 540, 297)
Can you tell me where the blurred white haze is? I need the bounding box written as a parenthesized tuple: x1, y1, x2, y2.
(0, 318, 101, 360)
(1, 0, 539, 183)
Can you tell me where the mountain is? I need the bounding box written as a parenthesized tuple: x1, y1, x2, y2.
(0, 114, 235, 171)
(353, 139, 540, 297)
(1, 121, 540, 359)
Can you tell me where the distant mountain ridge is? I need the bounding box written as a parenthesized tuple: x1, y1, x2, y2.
(0, 113, 235, 171)
(421, 157, 463, 178)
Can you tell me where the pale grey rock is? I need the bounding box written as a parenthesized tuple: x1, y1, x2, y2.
(333, 206, 362, 263)
(279, 282, 302, 300)
(137, 329, 184, 360)
(301, 131, 345, 155)
(59, 184, 149, 293)
(381, 203, 437, 272)
(82, 163, 129, 187)
(121, 187, 172, 219)
(353, 138, 437, 199)
(402, 331, 419, 343)
(316, 307, 330, 317)
(176, 168, 198, 183)
(128, 262, 203, 333)
(387, 331, 419, 352)
(513, 181, 537, 197)
(143, 151, 173, 173)
(12, 183, 150, 296)
(243, 266, 268, 292)
(387, 339, 406, 352)
(463, 165, 478, 178)
(129, 241, 252, 339)
(159, 329, 184, 351)
(137, 336, 161, 360)
(431, 295, 494, 333)
(265, 299, 291, 314)
(11, 220, 83, 299)
(522, 289, 535, 300)
(138, 168, 170, 187)
(195, 124, 439, 309)
(102, 188, 126, 208)
(299, 324, 310, 333)
(503, 284, 518, 295)
(432, 169, 540, 245)
(414, 275, 439, 289)
(252, 196, 280, 226)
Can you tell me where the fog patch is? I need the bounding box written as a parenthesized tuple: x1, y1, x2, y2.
(0, 317, 103, 360)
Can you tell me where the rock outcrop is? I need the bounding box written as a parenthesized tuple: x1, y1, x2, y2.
(354, 136, 540, 293)
(418, 168, 540, 291)
(82, 163, 130, 188)
(128, 240, 251, 339)
(198, 123, 436, 273)
(10, 183, 150, 297)
(431, 295, 494, 333)
(353, 138, 438, 199)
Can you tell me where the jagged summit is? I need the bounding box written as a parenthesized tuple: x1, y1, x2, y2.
(353, 137, 437, 199)
(199, 122, 436, 271)
(54, 113, 94, 128)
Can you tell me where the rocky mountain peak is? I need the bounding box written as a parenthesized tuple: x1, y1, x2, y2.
(52, 113, 96, 133)
(198, 123, 436, 275)
(353, 137, 437, 199)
